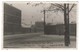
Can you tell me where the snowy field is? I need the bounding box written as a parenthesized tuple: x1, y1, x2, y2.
(3, 33, 76, 48)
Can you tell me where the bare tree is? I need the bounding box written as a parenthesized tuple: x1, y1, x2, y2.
(26, 2, 76, 46)
(48, 3, 76, 12)
(48, 3, 76, 46)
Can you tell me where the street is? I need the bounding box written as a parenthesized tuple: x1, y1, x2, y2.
(4, 33, 76, 48)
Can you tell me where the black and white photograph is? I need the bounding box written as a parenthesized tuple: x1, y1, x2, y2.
(3, 1, 77, 48)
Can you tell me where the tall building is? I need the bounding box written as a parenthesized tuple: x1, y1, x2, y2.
(4, 3, 21, 34)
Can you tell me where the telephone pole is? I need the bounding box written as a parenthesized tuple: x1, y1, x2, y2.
(43, 10, 54, 34)
(43, 10, 46, 34)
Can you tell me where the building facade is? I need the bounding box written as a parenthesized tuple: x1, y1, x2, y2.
(31, 21, 44, 32)
(4, 3, 21, 34)
(45, 24, 76, 36)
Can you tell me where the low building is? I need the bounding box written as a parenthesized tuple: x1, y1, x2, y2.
(21, 27, 31, 33)
(31, 21, 44, 32)
(45, 24, 76, 36)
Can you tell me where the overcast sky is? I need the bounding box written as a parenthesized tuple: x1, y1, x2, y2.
(5, 2, 77, 27)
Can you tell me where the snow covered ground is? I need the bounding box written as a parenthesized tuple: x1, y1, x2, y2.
(3, 33, 76, 48)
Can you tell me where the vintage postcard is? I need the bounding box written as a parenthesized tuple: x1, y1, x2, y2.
(3, 1, 77, 48)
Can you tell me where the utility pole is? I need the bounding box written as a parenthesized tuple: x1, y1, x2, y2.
(43, 10, 46, 34)
(64, 4, 70, 46)
(42, 10, 53, 34)
(43, 10, 57, 34)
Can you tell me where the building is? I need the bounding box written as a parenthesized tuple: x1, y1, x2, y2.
(21, 27, 31, 33)
(45, 24, 76, 36)
(31, 21, 44, 32)
(4, 3, 21, 34)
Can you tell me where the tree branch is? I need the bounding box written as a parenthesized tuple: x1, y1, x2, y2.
(69, 4, 76, 12)
(50, 4, 64, 11)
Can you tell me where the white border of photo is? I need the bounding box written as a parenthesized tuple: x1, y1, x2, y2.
(0, 0, 80, 52)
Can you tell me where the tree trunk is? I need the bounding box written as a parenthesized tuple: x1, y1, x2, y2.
(64, 4, 70, 46)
